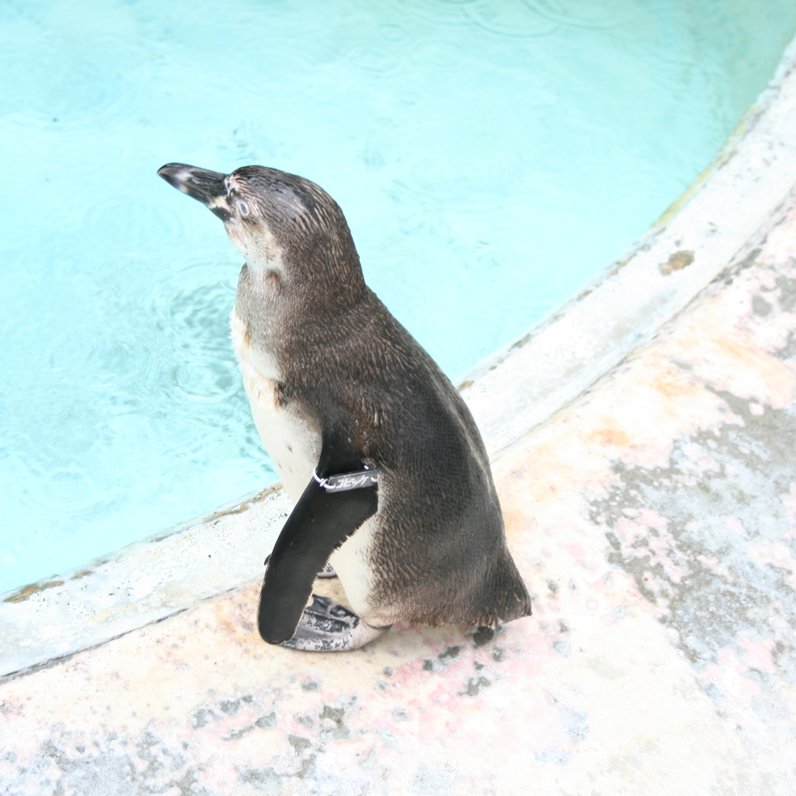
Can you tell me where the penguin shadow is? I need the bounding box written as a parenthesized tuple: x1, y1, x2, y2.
(286, 570, 534, 693)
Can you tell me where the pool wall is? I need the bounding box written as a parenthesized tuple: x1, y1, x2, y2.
(3, 34, 796, 682)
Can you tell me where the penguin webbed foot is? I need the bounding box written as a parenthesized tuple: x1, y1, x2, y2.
(316, 562, 338, 580)
(279, 595, 387, 652)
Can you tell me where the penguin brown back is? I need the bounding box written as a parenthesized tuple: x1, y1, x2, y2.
(158, 162, 532, 651)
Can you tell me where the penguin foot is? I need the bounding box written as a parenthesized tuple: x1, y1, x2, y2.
(316, 562, 337, 579)
(280, 595, 387, 652)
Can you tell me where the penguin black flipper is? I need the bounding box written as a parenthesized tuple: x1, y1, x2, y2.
(257, 428, 384, 651)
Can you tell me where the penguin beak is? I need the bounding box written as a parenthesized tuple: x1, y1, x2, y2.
(157, 163, 229, 216)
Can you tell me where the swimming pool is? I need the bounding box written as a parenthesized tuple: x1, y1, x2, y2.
(2, 0, 796, 596)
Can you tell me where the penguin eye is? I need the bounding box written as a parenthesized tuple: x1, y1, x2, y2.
(237, 200, 250, 217)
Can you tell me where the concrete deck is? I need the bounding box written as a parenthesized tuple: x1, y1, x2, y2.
(4, 44, 796, 796)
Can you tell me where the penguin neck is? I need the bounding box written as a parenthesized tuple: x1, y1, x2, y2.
(234, 257, 368, 350)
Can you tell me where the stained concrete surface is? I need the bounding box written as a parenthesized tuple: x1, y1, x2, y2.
(2, 185, 796, 795)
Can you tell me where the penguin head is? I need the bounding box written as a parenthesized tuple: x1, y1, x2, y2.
(158, 163, 364, 304)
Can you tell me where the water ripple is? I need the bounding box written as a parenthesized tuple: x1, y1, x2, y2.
(392, 0, 482, 29)
(146, 262, 241, 403)
(532, 0, 642, 31)
(465, 1, 558, 38)
(80, 195, 185, 251)
(2, 51, 133, 133)
(344, 43, 402, 76)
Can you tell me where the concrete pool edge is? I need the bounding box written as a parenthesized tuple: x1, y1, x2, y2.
(462, 34, 796, 455)
(3, 36, 796, 681)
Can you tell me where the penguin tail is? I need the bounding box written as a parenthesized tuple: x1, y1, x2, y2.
(475, 554, 533, 626)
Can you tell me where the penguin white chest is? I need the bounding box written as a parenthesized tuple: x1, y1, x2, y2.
(230, 308, 320, 502)
(230, 307, 378, 623)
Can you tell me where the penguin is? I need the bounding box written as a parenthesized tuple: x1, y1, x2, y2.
(157, 163, 532, 652)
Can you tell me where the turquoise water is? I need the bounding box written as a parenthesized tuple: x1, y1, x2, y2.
(2, 1, 795, 595)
